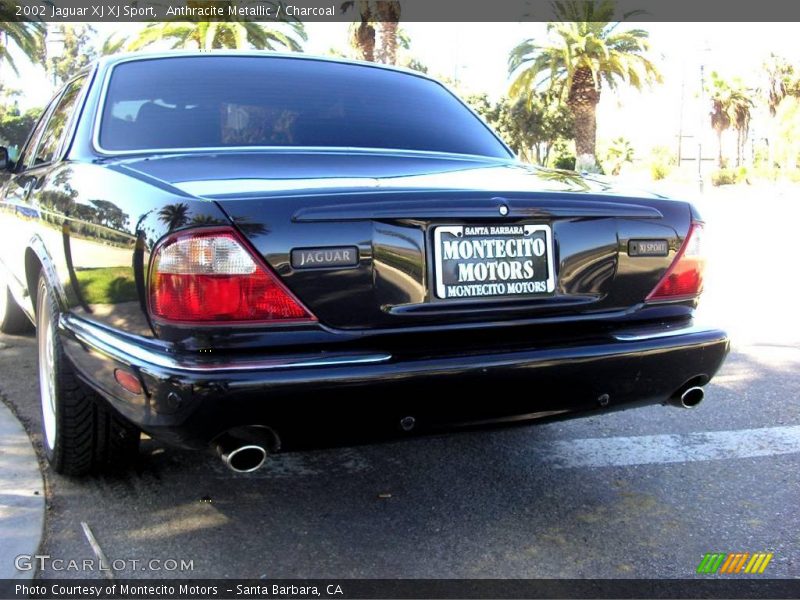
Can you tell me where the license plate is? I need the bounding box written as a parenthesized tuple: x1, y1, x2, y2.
(433, 224, 555, 300)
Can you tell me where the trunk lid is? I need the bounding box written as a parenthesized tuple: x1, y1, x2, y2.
(116, 151, 691, 330)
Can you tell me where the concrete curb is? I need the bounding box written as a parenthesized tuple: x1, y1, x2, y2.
(0, 397, 45, 579)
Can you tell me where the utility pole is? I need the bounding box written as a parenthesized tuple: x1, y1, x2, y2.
(698, 63, 705, 193)
(677, 68, 685, 165)
(697, 42, 711, 194)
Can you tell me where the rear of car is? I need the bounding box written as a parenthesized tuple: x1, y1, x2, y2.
(2, 53, 729, 475)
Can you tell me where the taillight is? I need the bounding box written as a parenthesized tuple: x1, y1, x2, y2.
(646, 223, 705, 302)
(149, 228, 315, 324)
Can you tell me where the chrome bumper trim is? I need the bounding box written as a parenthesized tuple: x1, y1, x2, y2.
(612, 324, 719, 342)
(60, 314, 392, 373)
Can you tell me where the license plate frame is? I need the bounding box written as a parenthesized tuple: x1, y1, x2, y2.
(432, 224, 556, 300)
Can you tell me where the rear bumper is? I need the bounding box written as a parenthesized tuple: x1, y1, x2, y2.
(59, 315, 730, 448)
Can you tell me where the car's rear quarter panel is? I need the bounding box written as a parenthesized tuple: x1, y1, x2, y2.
(2, 161, 232, 338)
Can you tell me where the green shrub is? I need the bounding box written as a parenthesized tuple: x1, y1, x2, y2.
(735, 166, 749, 184)
(650, 161, 670, 180)
(711, 169, 736, 186)
(554, 155, 576, 170)
(751, 165, 781, 181)
(649, 145, 674, 181)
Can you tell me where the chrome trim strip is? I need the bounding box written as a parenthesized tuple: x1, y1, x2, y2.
(612, 324, 722, 342)
(60, 315, 391, 373)
(57, 67, 97, 161)
(295, 200, 663, 222)
(25, 71, 93, 170)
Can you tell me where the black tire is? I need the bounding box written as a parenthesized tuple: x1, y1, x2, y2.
(36, 274, 140, 475)
(0, 271, 33, 334)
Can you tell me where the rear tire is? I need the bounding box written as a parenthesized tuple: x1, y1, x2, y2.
(0, 271, 33, 334)
(36, 274, 140, 475)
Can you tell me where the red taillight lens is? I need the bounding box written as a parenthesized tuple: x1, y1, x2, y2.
(646, 223, 706, 302)
(149, 228, 315, 324)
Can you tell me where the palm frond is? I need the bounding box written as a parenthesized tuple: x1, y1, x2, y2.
(508, 1, 660, 102)
(126, 2, 306, 52)
(0, 13, 46, 74)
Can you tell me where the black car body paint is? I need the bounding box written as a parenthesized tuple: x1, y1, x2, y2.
(0, 53, 729, 452)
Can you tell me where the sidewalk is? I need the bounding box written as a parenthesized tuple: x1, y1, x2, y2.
(0, 396, 45, 579)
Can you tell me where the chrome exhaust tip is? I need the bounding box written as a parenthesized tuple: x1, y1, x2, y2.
(213, 425, 278, 473)
(680, 386, 705, 408)
(668, 385, 705, 409)
(223, 445, 267, 473)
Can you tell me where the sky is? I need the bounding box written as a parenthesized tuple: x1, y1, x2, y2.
(3, 21, 800, 155)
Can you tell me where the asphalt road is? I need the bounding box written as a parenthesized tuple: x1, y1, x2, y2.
(0, 186, 798, 582)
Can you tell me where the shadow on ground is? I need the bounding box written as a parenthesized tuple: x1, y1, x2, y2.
(1, 328, 798, 579)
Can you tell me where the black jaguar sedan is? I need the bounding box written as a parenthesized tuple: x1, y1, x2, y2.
(0, 52, 729, 475)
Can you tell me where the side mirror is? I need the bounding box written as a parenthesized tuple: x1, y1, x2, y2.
(0, 147, 12, 171)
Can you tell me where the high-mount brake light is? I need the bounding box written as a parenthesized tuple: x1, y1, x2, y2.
(646, 222, 706, 302)
(149, 228, 315, 324)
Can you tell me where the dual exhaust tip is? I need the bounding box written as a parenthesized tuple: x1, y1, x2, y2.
(213, 425, 278, 473)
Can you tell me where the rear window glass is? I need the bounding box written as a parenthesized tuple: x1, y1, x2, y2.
(98, 56, 510, 158)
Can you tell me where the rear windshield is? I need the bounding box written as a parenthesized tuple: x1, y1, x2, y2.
(98, 56, 510, 158)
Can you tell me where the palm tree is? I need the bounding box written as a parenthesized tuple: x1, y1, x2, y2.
(129, 6, 305, 52)
(708, 73, 754, 168)
(0, 5, 46, 82)
(709, 75, 732, 169)
(342, 1, 375, 62)
(100, 32, 127, 56)
(603, 136, 634, 176)
(158, 203, 190, 231)
(508, 0, 661, 171)
(341, 0, 401, 65)
(728, 89, 753, 168)
(375, 0, 401, 65)
(762, 54, 799, 117)
(760, 54, 799, 168)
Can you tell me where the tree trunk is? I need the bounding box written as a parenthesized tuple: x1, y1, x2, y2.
(375, 2, 401, 65)
(348, 0, 375, 62)
(736, 129, 746, 167)
(567, 67, 600, 172)
(736, 129, 742, 167)
(377, 21, 398, 65)
(767, 136, 774, 169)
(352, 20, 375, 62)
